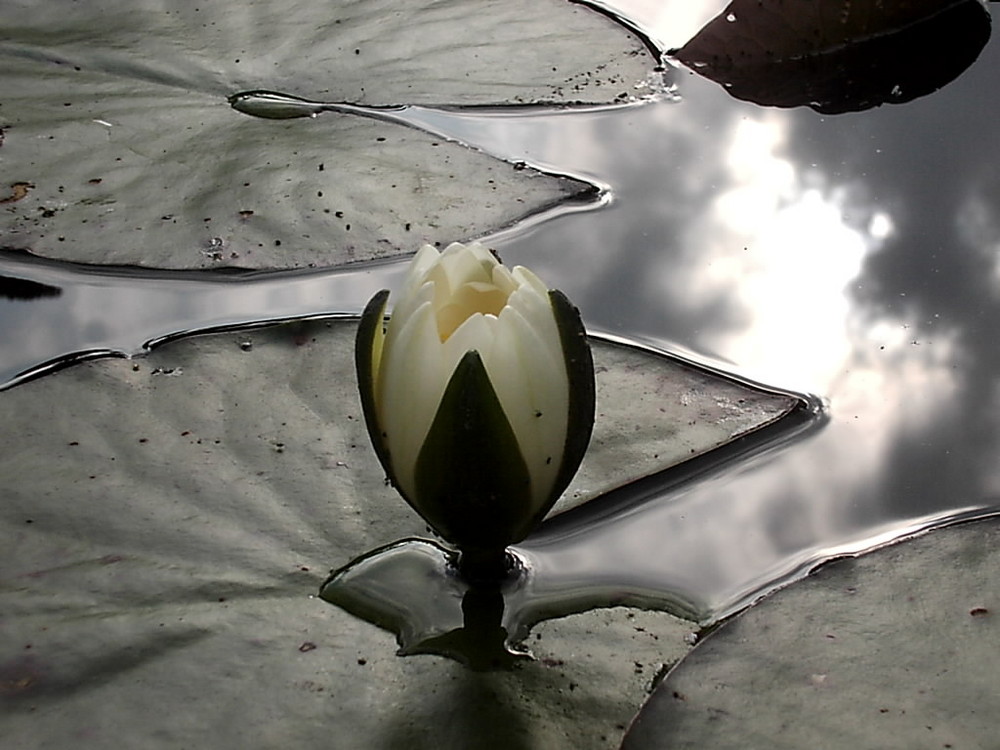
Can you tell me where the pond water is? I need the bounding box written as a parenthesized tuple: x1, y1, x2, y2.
(4, 0, 1000, 638)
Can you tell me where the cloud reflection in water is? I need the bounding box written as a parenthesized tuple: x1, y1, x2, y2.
(479, 7, 1000, 618)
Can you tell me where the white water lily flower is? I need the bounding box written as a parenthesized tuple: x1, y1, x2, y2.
(356, 242, 594, 554)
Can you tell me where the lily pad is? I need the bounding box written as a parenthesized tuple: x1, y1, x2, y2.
(622, 516, 1000, 749)
(670, 0, 991, 113)
(0, 0, 655, 269)
(0, 318, 801, 748)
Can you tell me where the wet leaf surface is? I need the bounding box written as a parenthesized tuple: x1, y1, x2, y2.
(0, 0, 656, 269)
(0, 319, 797, 749)
(622, 516, 1000, 749)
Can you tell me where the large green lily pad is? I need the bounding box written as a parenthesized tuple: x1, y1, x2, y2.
(0, 318, 798, 748)
(623, 515, 1000, 749)
(0, 0, 655, 269)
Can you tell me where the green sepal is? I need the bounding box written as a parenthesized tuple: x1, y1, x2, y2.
(355, 290, 399, 489)
(413, 350, 533, 553)
(524, 289, 595, 528)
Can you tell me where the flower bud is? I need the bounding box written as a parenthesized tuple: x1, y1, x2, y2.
(356, 242, 594, 555)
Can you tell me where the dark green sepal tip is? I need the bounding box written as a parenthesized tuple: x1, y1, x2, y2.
(413, 350, 533, 552)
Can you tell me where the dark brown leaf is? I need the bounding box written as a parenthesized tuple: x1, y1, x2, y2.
(672, 0, 991, 114)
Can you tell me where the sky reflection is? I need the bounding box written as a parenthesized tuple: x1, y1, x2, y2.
(507, 0, 1000, 616)
(0, 252, 403, 388)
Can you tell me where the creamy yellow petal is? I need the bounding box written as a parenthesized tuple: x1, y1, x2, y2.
(437, 281, 509, 340)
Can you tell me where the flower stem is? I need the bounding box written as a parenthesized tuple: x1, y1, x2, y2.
(456, 547, 517, 584)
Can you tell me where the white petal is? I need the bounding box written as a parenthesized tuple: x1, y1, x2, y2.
(441, 312, 496, 372)
(507, 282, 563, 362)
(490, 304, 568, 509)
(383, 280, 434, 367)
(425, 258, 455, 303)
(466, 241, 501, 273)
(398, 245, 441, 298)
(373, 240, 576, 519)
(511, 265, 550, 296)
(439, 242, 493, 290)
(377, 300, 445, 500)
(491, 263, 519, 296)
